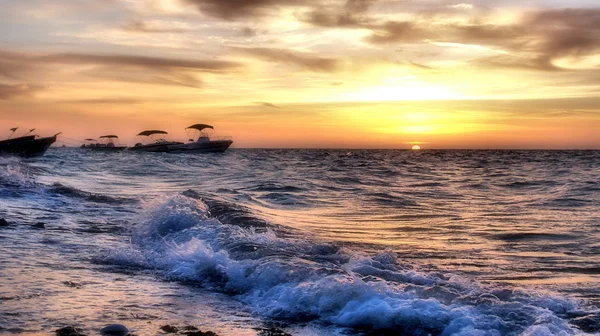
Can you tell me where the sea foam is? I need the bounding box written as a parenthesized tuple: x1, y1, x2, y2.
(106, 193, 585, 335)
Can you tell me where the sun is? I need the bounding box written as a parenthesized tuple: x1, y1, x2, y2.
(411, 145, 421, 150)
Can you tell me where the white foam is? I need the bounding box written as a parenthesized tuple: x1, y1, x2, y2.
(107, 194, 583, 334)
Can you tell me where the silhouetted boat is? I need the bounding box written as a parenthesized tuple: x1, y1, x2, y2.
(81, 138, 97, 148)
(81, 135, 127, 151)
(167, 124, 233, 153)
(0, 128, 59, 157)
(129, 130, 182, 152)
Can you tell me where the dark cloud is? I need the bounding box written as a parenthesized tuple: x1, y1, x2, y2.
(241, 27, 257, 37)
(303, 12, 364, 28)
(345, 0, 375, 13)
(0, 50, 241, 90)
(409, 61, 435, 70)
(303, 0, 374, 28)
(37, 53, 239, 72)
(256, 101, 280, 108)
(237, 47, 340, 72)
(366, 21, 429, 44)
(473, 55, 558, 72)
(0, 83, 43, 100)
(122, 20, 189, 33)
(182, 0, 313, 20)
(362, 8, 600, 72)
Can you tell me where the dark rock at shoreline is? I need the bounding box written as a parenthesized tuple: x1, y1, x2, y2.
(0, 218, 8, 227)
(100, 324, 129, 336)
(62, 280, 82, 288)
(32, 222, 45, 229)
(256, 327, 292, 336)
(571, 314, 600, 333)
(160, 325, 178, 333)
(158, 325, 218, 336)
(183, 331, 218, 336)
(55, 326, 87, 336)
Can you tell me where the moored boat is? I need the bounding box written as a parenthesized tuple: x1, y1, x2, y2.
(0, 128, 60, 157)
(167, 124, 232, 153)
(80, 138, 97, 148)
(81, 135, 127, 151)
(129, 130, 182, 152)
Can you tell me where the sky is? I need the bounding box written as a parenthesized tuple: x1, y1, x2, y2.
(1, 0, 599, 148)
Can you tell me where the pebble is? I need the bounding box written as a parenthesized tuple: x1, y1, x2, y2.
(100, 324, 130, 336)
(32, 222, 45, 229)
(55, 326, 87, 336)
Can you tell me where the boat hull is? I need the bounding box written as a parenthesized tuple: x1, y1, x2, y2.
(129, 141, 182, 152)
(84, 146, 127, 152)
(0, 135, 57, 158)
(167, 140, 232, 153)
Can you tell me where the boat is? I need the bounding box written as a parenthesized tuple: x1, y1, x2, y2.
(80, 138, 97, 148)
(167, 124, 233, 153)
(0, 128, 60, 157)
(129, 130, 182, 152)
(81, 135, 127, 151)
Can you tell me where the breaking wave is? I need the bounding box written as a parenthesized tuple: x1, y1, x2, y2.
(100, 193, 594, 335)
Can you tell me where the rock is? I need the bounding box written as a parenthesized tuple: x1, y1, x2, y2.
(62, 280, 82, 288)
(160, 325, 178, 333)
(571, 314, 600, 333)
(32, 222, 45, 229)
(100, 324, 130, 336)
(55, 326, 87, 336)
(256, 327, 292, 336)
(0, 218, 8, 227)
(184, 331, 218, 336)
(183, 326, 199, 331)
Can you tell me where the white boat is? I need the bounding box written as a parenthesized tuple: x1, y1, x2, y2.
(167, 124, 232, 153)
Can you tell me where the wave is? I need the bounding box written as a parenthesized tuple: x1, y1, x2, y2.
(98, 193, 592, 335)
(247, 183, 306, 193)
(365, 192, 419, 207)
(0, 157, 36, 195)
(47, 183, 135, 204)
(491, 232, 582, 242)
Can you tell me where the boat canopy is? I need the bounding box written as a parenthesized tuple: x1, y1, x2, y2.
(186, 124, 213, 132)
(137, 130, 168, 136)
(100, 135, 119, 139)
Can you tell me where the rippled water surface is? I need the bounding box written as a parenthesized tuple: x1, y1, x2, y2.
(1, 149, 599, 335)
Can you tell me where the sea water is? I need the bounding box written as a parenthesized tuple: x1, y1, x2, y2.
(1, 149, 599, 335)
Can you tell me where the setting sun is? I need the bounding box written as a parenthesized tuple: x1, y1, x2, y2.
(412, 145, 421, 150)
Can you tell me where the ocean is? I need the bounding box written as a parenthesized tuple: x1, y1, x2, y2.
(1, 148, 599, 335)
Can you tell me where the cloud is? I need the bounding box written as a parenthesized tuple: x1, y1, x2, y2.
(409, 61, 435, 70)
(121, 20, 190, 33)
(0, 50, 242, 90)
(241, 27, 257, 37)
(366, 21, 430, 44)
(255, 101, 280, 108)
(448, 3, 474, 10)
(182, 0, 313, 20)
(58, 97, 146, 104)
(361, 8, 600, 72)
(37, 53, 239, 73)
(0, 83, 43, 100)
(236, 47, 341, 72)
(302, 0, 374, 28)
